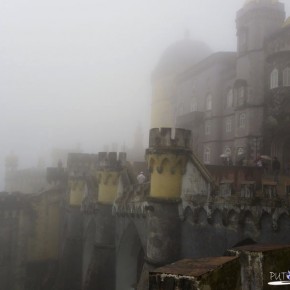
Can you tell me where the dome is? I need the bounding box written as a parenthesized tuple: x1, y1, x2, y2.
(153, 37, 211, 78)
(244, 0, 279, 6)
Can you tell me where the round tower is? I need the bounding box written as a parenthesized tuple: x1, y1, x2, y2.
(237, 0, 285, 55)
(146, 128, 192, 199)
(97, 152, 126, 204)
(151, 37, 211, 129)
(5, 153, 18, 172)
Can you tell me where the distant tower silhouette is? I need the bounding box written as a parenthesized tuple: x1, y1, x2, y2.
(5, 152, 18, 172)
(4, 152, 18, 192)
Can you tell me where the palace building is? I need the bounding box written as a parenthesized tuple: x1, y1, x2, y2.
(151, 0, 290, 168)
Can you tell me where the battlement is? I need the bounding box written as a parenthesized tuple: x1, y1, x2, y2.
(148, 128, 192, 150)
(67, 153, 98, 176)
(97, 152, 126, 170)
(47, 167, 66, 184)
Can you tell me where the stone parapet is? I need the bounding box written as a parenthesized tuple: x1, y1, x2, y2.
(147, 128, 192, 151)
(97, 152, 126, 204)
(97, 152, 126, 170)
(67, 153, 98, 177)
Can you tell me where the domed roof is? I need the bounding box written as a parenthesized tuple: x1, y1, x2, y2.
(244, 0, 279, 6)
(153, 37, 211, 78)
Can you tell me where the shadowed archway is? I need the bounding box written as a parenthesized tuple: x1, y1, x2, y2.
(82, 219, 96, 285)
(116, 222, 144, 290)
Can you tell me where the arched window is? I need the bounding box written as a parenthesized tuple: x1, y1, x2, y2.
(190, 98, 197, 112)
(203, 147, 211, 164)
(225, 147, 231, 157)
(226, 89, 233, 108)
(237, 86, 245, 106)
(205, 120, 211, 135)
(206, 94, 212, 111)
(239, 113, 246, 128)
(270, 68, 279, 89)
(225, 118, 232, 133)
(283, 67, 290, 87)
(237, 147, 244, 156)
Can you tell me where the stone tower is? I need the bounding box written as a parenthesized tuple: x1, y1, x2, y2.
(83, 152, 125, 290)
(146, 128, 191, 199)
(233, 0, 285, 160)
(145, 128, 192, 272)
(236, 0, 285, 103)
(150, 38, 211, 129)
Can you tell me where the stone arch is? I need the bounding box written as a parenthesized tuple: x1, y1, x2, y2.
(227, 209, 239, 226)
(116, 222, 144, 290)
(259, 211, 272, 231)
(241, 210, 257, 238)
(211, 209, 223, 226)
(183, 206, 194, 224)
(193, 207, 207, 225)
(277, 213, 290, 235)
(82, 218, 96, 285)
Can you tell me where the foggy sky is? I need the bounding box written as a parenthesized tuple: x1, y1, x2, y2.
(0, 0, 289, 189)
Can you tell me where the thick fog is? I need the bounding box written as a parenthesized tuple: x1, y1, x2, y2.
(0, 0, 289, 190)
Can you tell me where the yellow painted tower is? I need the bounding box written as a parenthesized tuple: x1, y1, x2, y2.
(97, 152, 126, 204)
(67, 153, 98, 207)
(146, 128, 192, 199)
(150, 37, 211, 129)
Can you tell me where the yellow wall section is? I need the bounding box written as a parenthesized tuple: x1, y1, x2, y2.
(150, 171, 182, 198)
(151, 81, 175, 128)
(148, 154, 186, 199)
(69, 180, 86, 206)
(97, 171, 119, 204)
(27, 190, 61, 262)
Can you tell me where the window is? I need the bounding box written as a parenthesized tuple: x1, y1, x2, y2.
(225, 118, 232, 133)
(203, 147, 211, 164)
(206, 94, 212, 111)
(190, 98, 197, 112)
(270, 68, 279, 89)
(224, 147, 231, 157)
(226, 89, 233, 108)
(205, 120, 211, 135)
(237, 86, 245, 106)
(239, 113, 246, 128)
(237, 147, 244, 156)
(283, 67, 290, 87)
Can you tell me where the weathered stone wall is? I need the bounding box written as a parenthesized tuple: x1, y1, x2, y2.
(82, 204, 116, 290)
(56, 207, 83, 290)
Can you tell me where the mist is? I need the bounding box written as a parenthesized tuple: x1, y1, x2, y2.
(0, 0, 289, 189)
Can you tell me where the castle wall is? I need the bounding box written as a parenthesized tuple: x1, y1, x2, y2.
(27, 189, 62, 262)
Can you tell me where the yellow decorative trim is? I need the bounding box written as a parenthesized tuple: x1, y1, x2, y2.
(97, 171, 120, 204)
(147, 153, 188, 199)
(68, 180, 86, 206)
